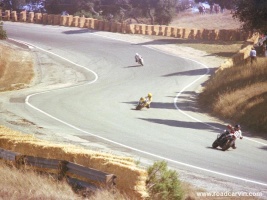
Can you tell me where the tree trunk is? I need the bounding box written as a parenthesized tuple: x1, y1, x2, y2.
(148, 8, 154, 25)
(90, 6, 99, 16)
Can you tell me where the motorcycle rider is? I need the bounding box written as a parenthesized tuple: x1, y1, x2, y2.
(135, 53, 143, 63)
(223, 124, 243, 149)
(138, 93, 152, 109)
(144, 93, 152, 108)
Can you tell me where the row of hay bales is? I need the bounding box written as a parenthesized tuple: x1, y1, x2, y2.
(218, 32, 259, 71)
(0, 126, 148, 199)
(1, 9, 251, 41)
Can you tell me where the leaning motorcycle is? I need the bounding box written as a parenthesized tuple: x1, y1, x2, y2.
(212, 131, 235, 151)
(136, 98, 148, 110)
(137, 57, 144, 66)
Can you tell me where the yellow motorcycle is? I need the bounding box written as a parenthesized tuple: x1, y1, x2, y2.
(136, 97, 150, 110)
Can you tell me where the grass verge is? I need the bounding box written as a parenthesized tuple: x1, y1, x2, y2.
(198, 57, 267, 136)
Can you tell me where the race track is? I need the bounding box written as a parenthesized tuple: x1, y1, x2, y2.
(4, 22, 267, 196)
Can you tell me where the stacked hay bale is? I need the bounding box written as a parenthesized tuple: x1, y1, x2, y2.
(0, 126, 148, 199)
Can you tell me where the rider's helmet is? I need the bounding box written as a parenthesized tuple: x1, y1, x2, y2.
(136, 53, 139, 56)
(234, 124, 241, 130)
(140, 97, 145, 101)
(148, 93, 152, 98)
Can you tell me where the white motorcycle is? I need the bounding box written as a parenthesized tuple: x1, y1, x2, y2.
(135, 54, 144, 66)
(137, 57, 144, 66)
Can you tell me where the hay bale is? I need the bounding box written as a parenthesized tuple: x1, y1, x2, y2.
(27, 12, 34, 23)
(60, 16, 67, 26)
(19, 11, 26, 22)
(78, 16, 85, 28)
(72, 16, 79, 27)
(34, 13, 42, 24)
(0, 126, 148, 199)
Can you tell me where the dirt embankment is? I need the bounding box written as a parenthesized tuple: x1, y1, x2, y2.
(0, 41, 34, 91)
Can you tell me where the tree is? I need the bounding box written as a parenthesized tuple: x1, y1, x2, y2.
(1, 0, 26, 11)
(130, 0, 176, 25)
(194, 0, 235, 9)
(129, 0, 157, 24)
(233, 0, 267, 33)
(146, 161, 184, 200)
(0, 21, 7, 40)
(154, 0, 176, 25)
(45, 0, 62, 14)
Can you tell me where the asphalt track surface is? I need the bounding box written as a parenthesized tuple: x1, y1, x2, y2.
(4, 22, 267, 195)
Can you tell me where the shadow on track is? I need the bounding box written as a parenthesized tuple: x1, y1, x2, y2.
(138, 118, 221, 132)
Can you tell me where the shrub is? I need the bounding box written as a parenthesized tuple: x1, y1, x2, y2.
(74, 10, 93, 18)
(0, 21, 7, 39)
(146, 161, 184, 200)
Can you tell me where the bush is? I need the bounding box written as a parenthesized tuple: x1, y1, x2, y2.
(146, 161, 184, 200)
(0, 21, 7, 40)
(74, 10, 93, 18)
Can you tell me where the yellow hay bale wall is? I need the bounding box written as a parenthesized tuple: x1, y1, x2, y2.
(3, 9, 248, 42)
(127, 24, 135, 34)
(66, 15, 73, 27)
(47, 14, 54, 25)
(11, 11, 17, 22)
(97, 20, 104, 31)
(0, 126, 148, 199)
(78, 16, 85, 28)
(72, 16, 79, 27)
(121, 22, 127, 34)
(53, 15, 61, 26)
(27, 12, 34, 23)
(42, 13, 48, 24)
(111, 22, 117, 32)
(3, 10, 10, 21)
(60, 16, 67, 26)
(19, 11, 26, 22)
(34, 13, 42, 24)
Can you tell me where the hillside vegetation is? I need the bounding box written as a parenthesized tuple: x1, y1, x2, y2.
(198, 58, 267, 135)
(171, 10, 267, 136)
(171, 10, 242, 30)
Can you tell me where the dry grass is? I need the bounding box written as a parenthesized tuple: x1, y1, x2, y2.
(0, 162, 132, 200)
(0, 41, 34, 91)
(147, 10, 245, 59)
(171, 9, 242, 30)
(176, 39, 244, 58)
(0, 162, 82, 200)
(199, 58, 267, 135)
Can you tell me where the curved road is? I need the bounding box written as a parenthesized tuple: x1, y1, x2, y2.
(4, 22, 267, 195)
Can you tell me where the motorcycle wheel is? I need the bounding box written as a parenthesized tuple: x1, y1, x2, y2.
(212, 140, 219, 148)
(221, 140, 231, 151)
(136, 105, 142, 110)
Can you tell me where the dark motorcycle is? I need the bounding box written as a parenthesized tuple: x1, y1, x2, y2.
(212, 131, 235, 151)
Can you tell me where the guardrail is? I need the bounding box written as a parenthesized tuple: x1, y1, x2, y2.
(0, 147, 116, 191)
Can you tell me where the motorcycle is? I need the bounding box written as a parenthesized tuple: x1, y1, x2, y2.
(212, 131, 235, 151)
(137, 57, 144, 66)
(136, 97, 149, 110)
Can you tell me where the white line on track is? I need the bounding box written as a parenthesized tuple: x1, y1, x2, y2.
(9, 35, 267, 187)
